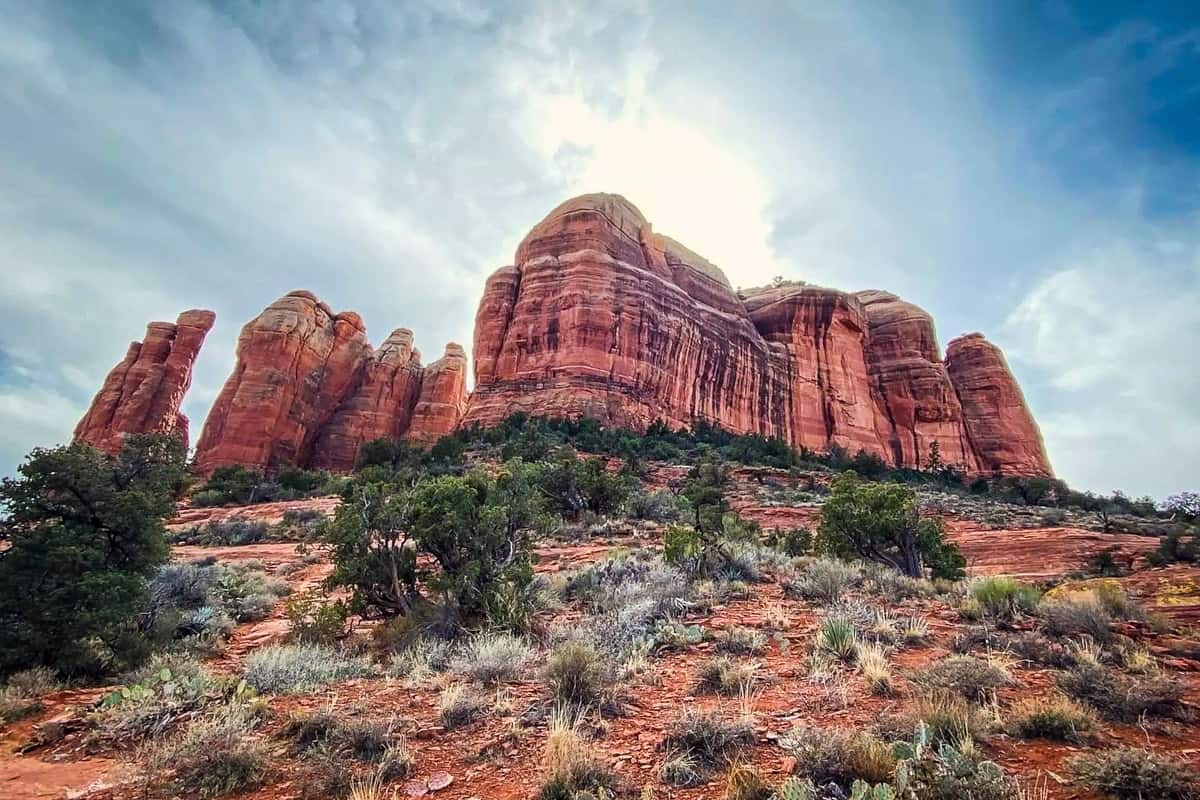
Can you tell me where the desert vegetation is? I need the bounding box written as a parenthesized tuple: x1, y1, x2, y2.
(1, 416, 1197, 799)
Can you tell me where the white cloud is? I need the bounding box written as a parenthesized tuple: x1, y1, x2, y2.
(1001, 229, 1200, 497)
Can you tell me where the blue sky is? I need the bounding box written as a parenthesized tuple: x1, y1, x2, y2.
(1, 1, 1196, 498)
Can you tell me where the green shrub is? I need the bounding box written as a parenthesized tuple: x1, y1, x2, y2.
(193, 465, 267, 506)
(0, 436, 186, 677)
(285, 590, 349, 644)
(1070, 747, 1199, 800)
(818, 472, 965, 579)
(970, 577, 1041, 622)
(243, 644, 374, 694)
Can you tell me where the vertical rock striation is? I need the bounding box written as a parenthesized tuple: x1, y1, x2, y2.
(308, 328, 424, 471)
(194, 291, 373, 473)
(74, 309, 215, 453)
(407, 343, 470, 446)
(463, 192, 1051, 476)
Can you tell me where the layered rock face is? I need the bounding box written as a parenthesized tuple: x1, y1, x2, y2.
(407, 343, 470, 445)
(945, 333, 1051, 476)
(74, 309, 215, 453)
(309, 329, 424, 471)
(193, 292, 467, 473)
(464, 193, 1052, 476)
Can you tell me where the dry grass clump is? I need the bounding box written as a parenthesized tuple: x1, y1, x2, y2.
(1070, 747, 1200, 800)
(725, 763, 773, 800)
(855, 642, 893, 696)
(659, 706, 755, 786)
(538, 708, 620, 799)
(451, 632, 535, 684)
(437, 684, 486, 729)
(1040, 599, 1113, 642)
(1007, 693, 1098, 743)
(243, 644, 374, 694)
(783, 558, 860, 604)
(912, 654, 1012, 702)
(882, 691, 994, 746)
(0, 667, 59, 724)
(716, 625, 768, 655)
(141, 702, 268, 798)
(697, 655, 755, 696)
(1057, 662, 1186, 721)
(544, 640, 612, 709)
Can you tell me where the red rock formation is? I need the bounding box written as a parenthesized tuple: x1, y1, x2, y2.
(309, 329, 424, 472)
(194, 291, 372, 473)
(463, 193, 1051, 476)
(945, 332, 1052, 476)
(74, 309, 215, 453)
(408, 343, 469, 445)
(854, 290, 980, 472)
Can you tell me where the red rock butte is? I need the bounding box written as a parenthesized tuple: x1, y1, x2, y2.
(74, 193, 1052, 477)
(74, 309, 216, 454)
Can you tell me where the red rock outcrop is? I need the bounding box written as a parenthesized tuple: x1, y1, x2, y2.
(74, 309, 215, 453)
(81, 194, 1050, 478)
(407, 343, 469, 445)
(308, 328, 424, 471)
(192, 292, 468, 473)
(194, 291, 373, 473)
(945, 332, 1052, 476)
(854, 290, 980, 472)
(463, 193, 1051, 476)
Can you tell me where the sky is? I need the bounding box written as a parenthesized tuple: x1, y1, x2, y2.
(1, 0, 1197, 499)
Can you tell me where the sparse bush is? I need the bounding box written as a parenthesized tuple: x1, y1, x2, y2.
(913, 655, 1012, 702)
(0, 667, 59, 724)
(385, 637, 454, 680)
(1040, 599, 1112, 642)
(285, 590, 349, 644)
(778, 724, 895, 789)
(660, 706, 754, 780)
(1008, 694, 1098, 743)
(1058, 662, 1185, 721)
(783, 558, 858, 604)
(340, 717, 391, 761)
(697, 655, 754, 696)
(545, 640, 609, 708)
(281, 708, 339, 751)
(715, 626, 767, 656)
(173, 517, 270, 546)
(142, 703, 267, 798)
(1070, 747, 1199, 800)
(243, 644, 374, 694)
(627, 489, 684, 522)
(903, 691, 993, 745)
(970, 577, 1041, 623)
(94, 654, 217, 742)
(438, 683, 485, 729)
(452, 632, 534, 684)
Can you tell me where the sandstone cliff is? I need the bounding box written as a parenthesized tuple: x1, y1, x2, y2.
(77, 194, 1051, 478)
(463, 193, 1051, 476)
(193, 292, 467, 473)
(945, 333, 1051, 476)
(74, 309, 215, 453)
